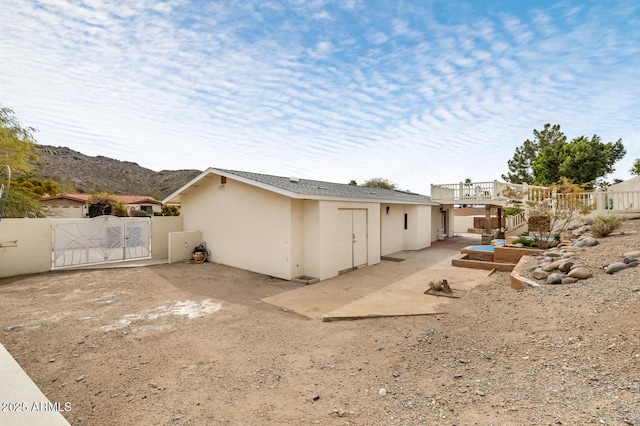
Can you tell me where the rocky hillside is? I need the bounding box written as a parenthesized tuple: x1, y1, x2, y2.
(34, 145, 201, 199)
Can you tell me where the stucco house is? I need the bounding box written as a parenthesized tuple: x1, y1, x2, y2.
(41, 193, 162, 218)
(163, 168, 446, 282)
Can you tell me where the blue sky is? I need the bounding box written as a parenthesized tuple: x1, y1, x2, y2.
(1, 0, 639, 195)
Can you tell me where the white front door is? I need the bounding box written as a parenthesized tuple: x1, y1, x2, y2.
(337, 209, 368, 273)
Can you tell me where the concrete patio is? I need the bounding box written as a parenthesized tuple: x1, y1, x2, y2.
(262, 233, 493, 321)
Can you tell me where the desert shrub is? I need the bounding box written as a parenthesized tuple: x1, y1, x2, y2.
(130, 209, 150, 217)
(512, 236, 538, 247)
(88, 192, 127, 217)
(591, 215, 621, 237)
(161, 204, 180, 216)
(503, 207, 523, 216)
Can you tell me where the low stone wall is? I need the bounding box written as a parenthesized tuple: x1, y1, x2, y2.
(452, 254, 515, 271)
(510, 255, 541, 290)
(494, 246, 542, 263)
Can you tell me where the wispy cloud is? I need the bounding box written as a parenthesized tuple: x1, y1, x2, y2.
(1, 0, 639, 192)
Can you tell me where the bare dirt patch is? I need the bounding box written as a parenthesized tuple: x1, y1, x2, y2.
(1, 220, 640, 425)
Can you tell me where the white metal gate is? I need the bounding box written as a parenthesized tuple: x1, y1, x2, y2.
(52, 216, 151, 268)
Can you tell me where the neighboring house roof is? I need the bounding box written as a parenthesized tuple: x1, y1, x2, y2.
(41, 193, 162, 205)
(609, 175, 640, 191)
(164, 168, 438, 205)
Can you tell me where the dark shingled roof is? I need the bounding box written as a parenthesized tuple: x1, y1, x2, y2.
(216, 168, 436, 204)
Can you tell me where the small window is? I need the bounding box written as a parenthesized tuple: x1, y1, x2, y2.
(404, 213, 408, 230)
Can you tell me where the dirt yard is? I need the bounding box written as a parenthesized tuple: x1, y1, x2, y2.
(1, 219, 640, 425)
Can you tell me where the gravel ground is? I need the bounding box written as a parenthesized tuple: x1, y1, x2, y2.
(0, 219, 639, 425)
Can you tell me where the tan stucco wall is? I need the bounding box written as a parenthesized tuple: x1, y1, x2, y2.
(180, 174, 294, 280)
(380, 204, 403, 255)
(42, 199, 87, 218)
(290, 199, 303, 279)
(45, 205, 85, 218)
(403, 205, 432, 249)
(168, 231, 202, 263)
(289, 199, 325, 280)
(0, 218, 52, 278)
(381, 204, 434, 255)
(454, 215, 475, 233)
(454, 207, 486, 216)
(0, 217, 182, 278)
(151, 216, 183, 259)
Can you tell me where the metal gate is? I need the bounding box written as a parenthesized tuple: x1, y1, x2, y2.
(52, 216, 151, 268)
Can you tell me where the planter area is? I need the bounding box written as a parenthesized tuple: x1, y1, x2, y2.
(453, 245, 542, 272)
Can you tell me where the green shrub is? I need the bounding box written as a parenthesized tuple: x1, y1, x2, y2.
(512, 236, 537, 247)
(591, 215, 621, 237)
(503, 207, 523, 217)
(161, 204, 180, 216)
(130, 209, 150, 217)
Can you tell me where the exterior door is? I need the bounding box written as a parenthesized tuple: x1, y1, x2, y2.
(337, 209, 368, 273)
(352, 209, 368, 267)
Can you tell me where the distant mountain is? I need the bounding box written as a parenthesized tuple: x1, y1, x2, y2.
(34, 145, 201, 200)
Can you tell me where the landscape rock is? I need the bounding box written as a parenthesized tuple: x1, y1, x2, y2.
(559, 261, 575, 273)
(573, 240, 587, 248)
(574, 226, 589, 235)
(605, 262, 629, 274)
(543, 251, 563, 258)
(623, 256, 638, 264)
(568, 267, 592, 279)
(562, 277, 578, 284)
(623, 250, 640, 258)
(532, 269, 549, 280)
(546, 273, 564, 285)
(543, 260, 563, 272)
(582, 237, 599, 247)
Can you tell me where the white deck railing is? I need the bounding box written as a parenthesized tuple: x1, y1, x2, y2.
(431, 181, 548, 204)
(432, 180, 640, 216)
(505, 210, 527, 231)
(604, 190, 639, 211)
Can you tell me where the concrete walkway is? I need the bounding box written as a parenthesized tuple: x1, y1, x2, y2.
(0, 343, 71, 426)
(53, 257, 168, 271)
(263, 234, 493, 321)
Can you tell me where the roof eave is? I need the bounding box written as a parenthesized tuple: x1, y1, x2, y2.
(163, 167, 438, 206)
(162, 168, 300, 204)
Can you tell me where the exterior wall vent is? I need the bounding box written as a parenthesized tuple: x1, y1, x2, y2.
(289, 177, 299, 183)
(221, 176, 227, 184)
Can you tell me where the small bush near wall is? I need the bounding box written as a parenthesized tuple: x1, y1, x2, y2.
(528, 215, 551, 232)
(130, 209, 151, 217)
(591, 215, 621, 237)
(161, 205, 180, 216)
